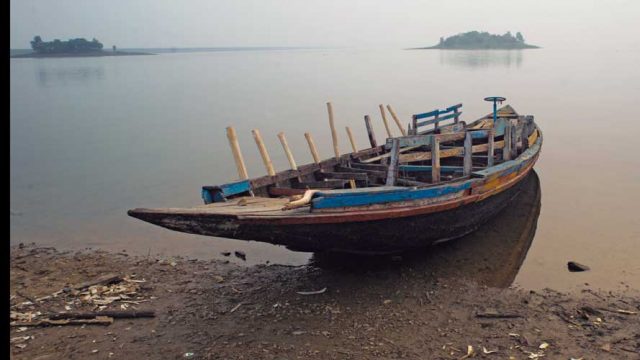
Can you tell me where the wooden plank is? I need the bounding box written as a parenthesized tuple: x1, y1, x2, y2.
(345, 126, 358, 153)
(385, 138, 400, 186)
(311, 181, 472, 209)
(277, 132, 297, 170)
(399, 165, 467, 173)
(510, 119, 518, 159)
(416, 111, 462, 128)
(463, 132, 472, 176)
(431, 136, 440, 184)
(226, 127, 249, 180)
(202, 179, 252, 203)
(503, 121, 512, 161)
(397, 140, 505, 163)
(361, 145, 421, 163)
(488, 128, 495, 167)
(386, 105, 407, 136)
(413, 109, 439, 120)
(252, 129, 276, 176)
(318, 172, 369, 181)
(364, 115, 377, 148)
(268, 187, 307, 196)
(292, 179, 349, 189)
(304, 132, 321, 164)
(385, 132, 465, 150)
(379, 104, 392, 138)
(327, 102, 340, 159)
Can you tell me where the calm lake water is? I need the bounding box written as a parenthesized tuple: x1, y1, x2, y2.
(10, 48, 640, 291)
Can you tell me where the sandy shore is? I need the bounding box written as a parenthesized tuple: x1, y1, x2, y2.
(10, 244, 639, 359)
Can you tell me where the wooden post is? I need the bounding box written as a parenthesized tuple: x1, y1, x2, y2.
(433, 112, 440, 130)
(504, 121, 512, 161)
(511, 120, 518, 159)
(487, 129, 495, 167)
(252, 129, 276, 176)
(277, 132, 297, 171)
(345, 126, 357, 153)
(379, 104, 392, 138)
(304, 132, 320, 164)
(463, 132, 472, 176)
(386, 105, 407, 136)
(364, 115, 377, 148)
(327, 102, 339, 159)
(411, 115, 418, 135)
(430, 136, 440, 183)
(385, 138, 400, 186)
(226, 126, 249, 180)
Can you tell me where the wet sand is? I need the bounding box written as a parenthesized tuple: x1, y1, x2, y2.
(10, 174, 640, 359)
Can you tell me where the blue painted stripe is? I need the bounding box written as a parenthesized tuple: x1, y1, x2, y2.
(201, 179, 252, 204)
(219, 180, 252, 196)
(413, 109, 439, 120)
(316, 186, 409, 198)
(416, 112, 461, 128)
(311, 181, 472, 209)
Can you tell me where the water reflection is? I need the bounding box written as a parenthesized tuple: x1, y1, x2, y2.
(37, 66, 105, 86)
(439, 50, 523, 69)
(310, 170, 541, 288)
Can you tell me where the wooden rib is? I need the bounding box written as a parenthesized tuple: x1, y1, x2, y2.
(364, 115, 377, 148)
(463, 132, 472, 176)
(277, 132, 297, 170)
(386, 105, 407, 136)
(252, 129, 276, 176)
(379, 104, 392, 138)
(430, 136, 440, 183)
(327, 102, 339, 159)
(226, 126, 249, 180)
(385, 138, 400, 186)
(304, 132, 321, 164)
(345, 126, 358, 153)
(488, 128, 495, 167)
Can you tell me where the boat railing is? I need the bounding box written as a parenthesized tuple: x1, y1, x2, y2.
(410, 103, 463, 135)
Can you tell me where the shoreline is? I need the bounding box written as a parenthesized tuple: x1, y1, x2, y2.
(10, 244, 640, 359)
(11, 51, 154, 59)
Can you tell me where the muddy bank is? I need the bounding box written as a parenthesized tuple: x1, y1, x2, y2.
(10, 244, 639, 359)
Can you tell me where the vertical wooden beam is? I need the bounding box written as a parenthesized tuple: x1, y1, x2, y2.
(277, 132, 297, 171)
(226, 127, 249, 180)
(304, 132, 320, 164)
(454, 109, 460, 124)
(385, 138, 400, 186)
(252, 129, 276, 176)
(503, 121, 512, 161)
(487, 128, 495, 167)
(430, 136, 440, 184)
(379, 104, 392, 138)
(511, 119, 518, 159)
(364, 115, 377, 148)
(463, 132, 472, 176)
(433, 112, 440, 131)
(327, 102, 339, 159)
(345, 126, 358, 153)
(411, 115, 418, 135)
(386, 105, 407, 136)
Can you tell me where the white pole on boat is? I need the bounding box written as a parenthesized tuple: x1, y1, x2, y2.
(277, 132, 298, 171)
(379, 104, 392, 138)
(386, 105, 407, 136)
(327, 102, 340, 159)
(345, 126, 358, 153)
(304, 132, 321, 164)
(226, 126, 249, 180)
(251, 129, 276, 176)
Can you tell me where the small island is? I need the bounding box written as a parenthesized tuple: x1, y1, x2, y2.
(11, 36, 153, 58)
(412, 31, 539, 50)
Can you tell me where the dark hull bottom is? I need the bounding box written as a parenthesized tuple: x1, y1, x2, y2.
(134, 173, 533, 253)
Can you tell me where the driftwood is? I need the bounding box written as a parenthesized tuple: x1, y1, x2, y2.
(48, 310, 155, 320)
(475, 311, 522, 319)
(11, 316, 114, 327)
(72, 273, 123, 291)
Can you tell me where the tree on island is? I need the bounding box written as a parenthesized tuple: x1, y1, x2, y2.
(30, 36, 104, 54)
(420, 31, 538, 49)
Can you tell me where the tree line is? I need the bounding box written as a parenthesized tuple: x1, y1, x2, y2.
(30, 36, 104, 54)
(436, 31, 534, 49)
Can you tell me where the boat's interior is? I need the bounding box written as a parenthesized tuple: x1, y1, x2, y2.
(200, 104, 539, 212)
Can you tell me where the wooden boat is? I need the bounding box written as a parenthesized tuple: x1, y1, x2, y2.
(128, 99, 542, 254)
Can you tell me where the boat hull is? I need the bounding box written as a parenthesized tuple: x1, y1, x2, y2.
(128, 169, 533, 254)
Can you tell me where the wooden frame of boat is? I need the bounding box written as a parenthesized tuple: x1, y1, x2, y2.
(128, 102, 542, 254)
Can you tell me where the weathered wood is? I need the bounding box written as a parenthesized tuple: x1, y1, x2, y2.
(72, 274, 122, 291)
(510, 119, 518, 159)
(292, 179, 349, 189)
(379, 104, 392, 138)
(277, 132, 298, 170)
(226, 127, 249, 180)
(304, 132, 321, 164)
(487, 128, 495, 167)
(11, 317, 114, 327)
(430, 136, 441, 183)
(463, 132, 472, 176)
(252, 129, 276, 176)
(345, 126, 358, 153)
(503, 121, 512, 161)
(327, 102, 340, 159)
(386, 105, 407, 136)
(385, 138, 400, 186)
(318, 172, 369, 181)
(49, 310, 155, 320)
(364, 115, 377, 148)
(268, 187, 307, 196)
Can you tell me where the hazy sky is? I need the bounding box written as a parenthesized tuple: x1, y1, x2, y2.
(10, 0, 640, 49)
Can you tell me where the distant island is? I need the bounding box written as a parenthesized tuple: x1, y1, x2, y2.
(412, 31, 539, 50)
(11, 36, 153, 58)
